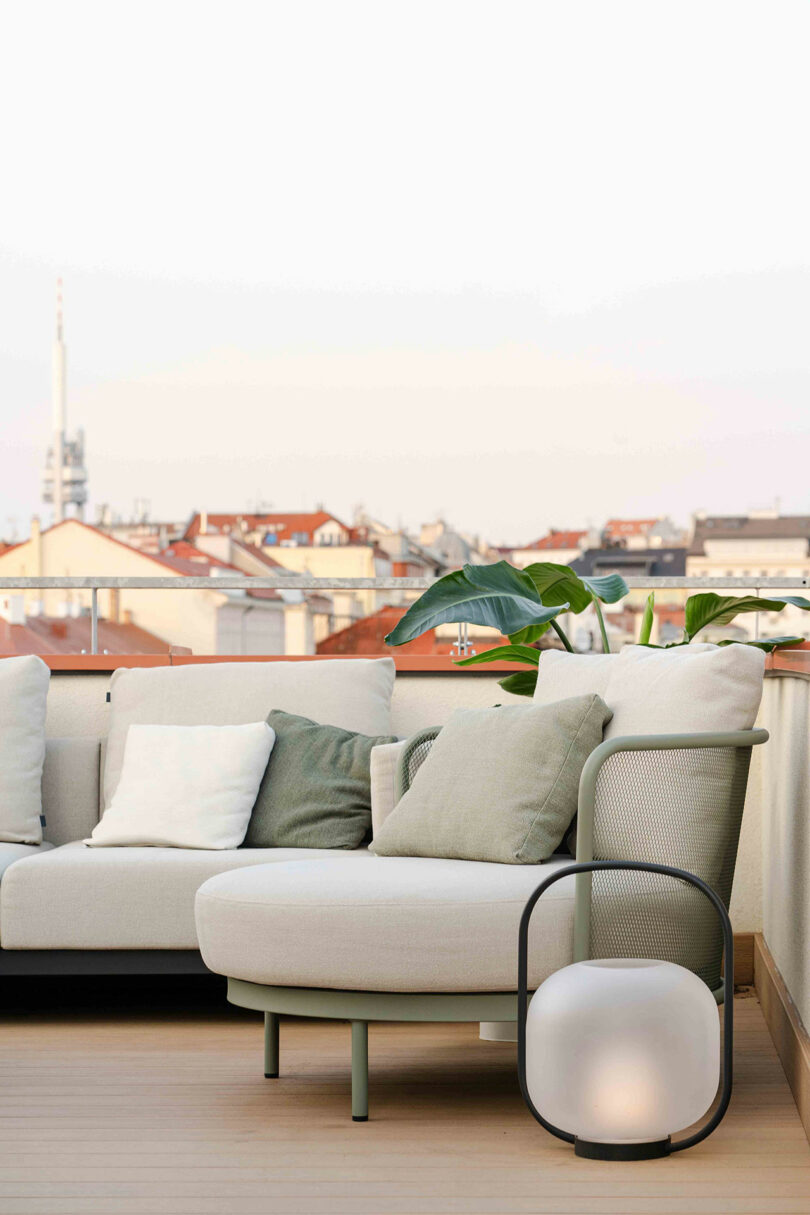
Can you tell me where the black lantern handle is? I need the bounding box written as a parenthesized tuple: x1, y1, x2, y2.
(517, 859, 734, 1155)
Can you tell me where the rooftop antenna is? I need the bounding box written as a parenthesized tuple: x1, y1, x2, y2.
(42, 278, 88, 524)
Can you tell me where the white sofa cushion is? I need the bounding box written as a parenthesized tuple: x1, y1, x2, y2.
(102, 658, 396, 807)
(0, 655, 50, 844)
(602, 643, 765, 737)
(0, 843, 371, 949)
(0, 842, 54, 936)
(88, 723, 274, 849)
(195, 855, 577, 992)
(41, 737, 102, 845)
(533, 643, 764, 736)
(534, 651, 616, 705)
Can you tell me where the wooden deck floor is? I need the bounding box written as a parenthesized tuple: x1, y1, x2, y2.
(1, 984, 809, 1215)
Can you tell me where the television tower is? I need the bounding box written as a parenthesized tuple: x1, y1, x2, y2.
(42, 279, 87, 523)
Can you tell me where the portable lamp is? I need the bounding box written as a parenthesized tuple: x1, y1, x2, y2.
(518, 860, 733, 1160)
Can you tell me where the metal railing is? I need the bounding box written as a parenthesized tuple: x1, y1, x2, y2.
(1, 574, 807, 655)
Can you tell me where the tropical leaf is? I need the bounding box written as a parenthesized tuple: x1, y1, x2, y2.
(717, 636, 806, 653)
(384, 561, 567, 647)
(508, 620, 553, 644)
(455, 644, 540, 668)
(581, 573, 630, 604)
(523, 563, 593, 613)
(685, 593, 810, 640)
(638, 592, 655, 645)
(497, 669, 538, 697)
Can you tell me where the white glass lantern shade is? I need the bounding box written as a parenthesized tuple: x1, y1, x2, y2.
(526, 959, 720, 1146)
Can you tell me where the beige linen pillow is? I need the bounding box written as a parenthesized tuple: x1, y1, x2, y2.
(370, 694, 612, 864)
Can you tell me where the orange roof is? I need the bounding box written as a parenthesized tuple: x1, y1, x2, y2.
(526, 530, 588, 550)
(184, 511, 348, 544)
(0, 614, 171, 657)
(316, 605, 511, 657)
(604, 519, 657, 537)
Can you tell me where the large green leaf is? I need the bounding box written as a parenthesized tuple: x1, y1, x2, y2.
(497, 669, 538, 697)
(685, 593, 810, 640)
(384, 561, 567, 647)
(523, 563, 594, 613)
(455, 644, 540, 668)
(581, 573, 630, 604)
(718, 636, 806, 653)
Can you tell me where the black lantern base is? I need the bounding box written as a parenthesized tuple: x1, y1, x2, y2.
(574, 1137, 671, 1161)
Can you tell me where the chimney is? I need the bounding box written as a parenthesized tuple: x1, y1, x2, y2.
(200, 511, 208, 536)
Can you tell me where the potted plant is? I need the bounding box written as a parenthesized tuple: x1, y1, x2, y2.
(384, 560, 810, 697)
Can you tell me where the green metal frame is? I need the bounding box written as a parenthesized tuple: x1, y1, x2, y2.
(225, 727, 768, 1120)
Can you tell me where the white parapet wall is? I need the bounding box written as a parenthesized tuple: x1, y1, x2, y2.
(756, 670, 810, 1028)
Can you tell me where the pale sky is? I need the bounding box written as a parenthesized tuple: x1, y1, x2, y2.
(1, 1, 808, 544)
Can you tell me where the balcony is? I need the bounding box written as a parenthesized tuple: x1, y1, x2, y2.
(0, 575, 809, 1212)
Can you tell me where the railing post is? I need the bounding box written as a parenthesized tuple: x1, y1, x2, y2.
(90, 587, 98, 655)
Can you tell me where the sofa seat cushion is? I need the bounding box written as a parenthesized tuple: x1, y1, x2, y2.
(0, 843, 370, 950)
(195, 855, 577, 992)
(0, 843, 54, 936)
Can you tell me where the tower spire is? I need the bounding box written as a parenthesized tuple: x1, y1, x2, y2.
(42, 277, 87, 523)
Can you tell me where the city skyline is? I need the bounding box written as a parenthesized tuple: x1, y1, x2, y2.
(2, 2, 809, 541)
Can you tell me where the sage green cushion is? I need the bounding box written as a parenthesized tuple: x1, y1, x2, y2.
(369, 694, 612, 864)
(244, 710, 396, 850)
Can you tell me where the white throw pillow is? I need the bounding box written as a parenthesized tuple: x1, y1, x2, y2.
(87, 722, 275, 849)
(602, 643, 765, 737)
(102, 658, 395, 807)
(0, 655, 50, 844)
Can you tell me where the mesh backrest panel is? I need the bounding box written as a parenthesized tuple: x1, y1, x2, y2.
(588, 746, 751, 989)
(399, 728, 441, 796)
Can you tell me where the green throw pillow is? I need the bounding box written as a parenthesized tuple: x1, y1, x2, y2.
(244, 709, 396, 849)
(370, 694, 612, 864)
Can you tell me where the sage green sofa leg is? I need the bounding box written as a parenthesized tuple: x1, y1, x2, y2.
(264, 1012, 279, 1078)
(351, 1020, 368, 1121)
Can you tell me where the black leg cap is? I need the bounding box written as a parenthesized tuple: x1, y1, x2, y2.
(352, 1115, 368, 1122)
(264, 1072, 279, 1079)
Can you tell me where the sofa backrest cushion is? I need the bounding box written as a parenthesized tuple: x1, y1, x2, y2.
(534, 651, 616, 705)
(534, 643, 764, 737)
(42, 737, 102, 844)
(601, 643, 765, 738)
(102, 658, 396, 807)
(0, 655, 50, 844)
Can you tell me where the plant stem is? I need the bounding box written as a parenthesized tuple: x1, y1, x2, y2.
(592, 594, 610, 654)
(551, 619, 574, 653)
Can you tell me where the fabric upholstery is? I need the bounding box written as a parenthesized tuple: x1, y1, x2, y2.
(245, 710, 395, 849)
(102, 658, 396, 806)
(0, 842, 54, 936)
(195, 855, 577, 991)
(0, 655, 50, 844)
(41, 737, 101, 845)
(370, 696, 612, 863)
(0, 842, 370, 950)
(602, 643, 766, 738)
(88, 723, 274, 849)
(533, 651, 616, 706)
(369, 740, 407, 836)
